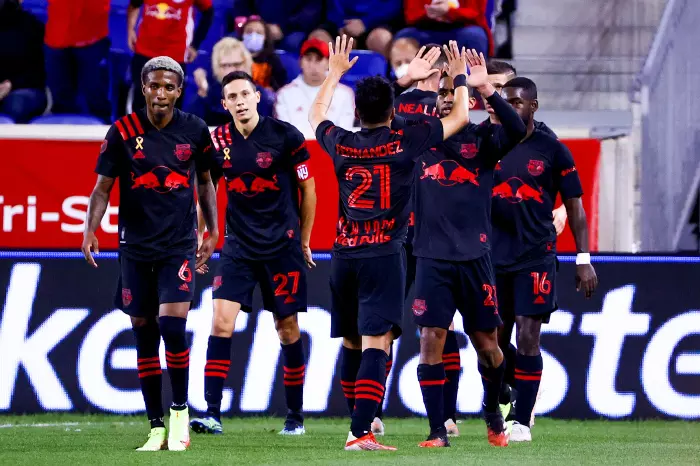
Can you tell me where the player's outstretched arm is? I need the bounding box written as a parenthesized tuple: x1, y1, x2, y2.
(563, 197, 598, 298)
(439, 41, 471, 140)
(196, 170, 219, 269)
(299, 178, 317, 268)
(309, 34, 358, 133)
(82, 175, 115, 268)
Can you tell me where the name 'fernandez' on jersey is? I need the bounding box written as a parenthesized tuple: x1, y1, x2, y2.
(95, 108, 212, 260)
(491, 129, 583, 269)
(315, 117, 444, 258)
(208, 116, 311, 259)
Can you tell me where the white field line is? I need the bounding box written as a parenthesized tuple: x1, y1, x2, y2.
(0, 421, 141, 429)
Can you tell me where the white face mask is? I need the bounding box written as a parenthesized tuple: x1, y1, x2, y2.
(394, 63, 409, 79)
(243, 32, 265, 53)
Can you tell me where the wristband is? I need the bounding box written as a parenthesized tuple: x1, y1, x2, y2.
(576, 253, 591, 265)
(453, 74, 467, 88)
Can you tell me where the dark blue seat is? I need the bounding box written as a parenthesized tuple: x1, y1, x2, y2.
(276, 51, 300, 84)
(30, 114, 105, 125)
(0, 115, 15, 124)
(340, 51, 387, 88)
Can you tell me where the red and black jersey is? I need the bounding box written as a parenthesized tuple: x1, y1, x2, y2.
(206, 117, 312, 260)
(95, 109, 212, 261)
(132, 0, 212, 62)
(315, 118, 443, 259)
(491, 130, 584, 271)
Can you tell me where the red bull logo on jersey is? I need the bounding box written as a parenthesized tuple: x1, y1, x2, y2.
(121, 288, 132, 307)
(256, 152, 273, 168)
(144, 3, 182, 21)
(131, 167, 191, 193)
(174, 144, 192, 161)
(420, 160, 479, 187)
(460, 143, 477, 159)
(492, 177, 545, 204)
(226, 173, 280, 197)
(528, 159, 545, 176)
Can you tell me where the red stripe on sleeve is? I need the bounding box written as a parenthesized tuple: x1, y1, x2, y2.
(121, 116, 136, 138)
(129, 113, 144, 134)
(114, 120, 128, 140)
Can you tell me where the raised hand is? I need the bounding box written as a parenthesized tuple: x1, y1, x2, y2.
(403, 45, 442, 83)
(465, 48, 488, 89)
(328, 35, 359, 78)
(443, 40, 467, 79)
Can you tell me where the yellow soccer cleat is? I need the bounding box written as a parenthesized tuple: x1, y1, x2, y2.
(168, 407, 191, 451)
(135, 427, 167, 451)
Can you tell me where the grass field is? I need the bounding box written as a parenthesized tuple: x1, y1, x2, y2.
(0, 415, 698, 465)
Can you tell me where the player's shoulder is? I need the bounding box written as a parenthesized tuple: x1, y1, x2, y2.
(266, 116, 302, 136)
(176, 109, 209, 132)
(532, 129, 569, 154)
(534, 120, 558, 138)
(109, 112, 147, 142)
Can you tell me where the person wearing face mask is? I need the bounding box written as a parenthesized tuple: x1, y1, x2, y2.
(274, 38, 355, 139)
(0, 0, 47, 123)
(389, 37, 420, 81)
(184, 37, 274, 126)
(239, 16, 287, 91)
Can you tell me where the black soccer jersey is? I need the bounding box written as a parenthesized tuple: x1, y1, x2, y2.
(394, 89, 440, 245)
(491, 130, 584, 270)
(95, 109, 212, 261)
(315, 118, 444, 258)
(207, 117, 311, 260)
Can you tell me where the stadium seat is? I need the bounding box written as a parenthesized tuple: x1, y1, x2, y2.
(276, 51, 300, 83)
(340, 51, 387, 88)
(0, 115, 15, 124)
(30, 114, 105, 125)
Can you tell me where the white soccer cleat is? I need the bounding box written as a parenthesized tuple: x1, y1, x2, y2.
(135, 427, 167, 451)
(278, 425, 306, 435)
(371, 417, 385, 436)
(167, 407, 191, 451)
(444, 418, 460, 437)
(509, 422, 532, 442)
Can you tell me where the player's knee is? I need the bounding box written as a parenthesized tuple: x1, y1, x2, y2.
(476, 345, 503, 368)
(516, 330, 540, 356)
(419, 326, 447, 361)
(367, 28, 393, 55)
(276, 315, 300, 345)
(211, 311, 235, 337)
(130, 316, 151, 329)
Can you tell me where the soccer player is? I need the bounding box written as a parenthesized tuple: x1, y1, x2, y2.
(81, 56, 219, 451)
(189, 70, 317, 436)
(410, 49, 527, 448)
(491, 77, 598, 442)
(309, 36, 472, 451)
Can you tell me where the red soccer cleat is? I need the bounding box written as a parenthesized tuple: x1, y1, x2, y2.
(419, 433, 450, 448)
(487, 427, 509, 447)
(345, 431, 397, 451)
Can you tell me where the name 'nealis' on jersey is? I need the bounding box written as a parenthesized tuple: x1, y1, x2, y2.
(315, 118, 444, 259)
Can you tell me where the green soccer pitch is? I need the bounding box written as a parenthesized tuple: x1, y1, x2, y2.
(0, 415, 698, 465)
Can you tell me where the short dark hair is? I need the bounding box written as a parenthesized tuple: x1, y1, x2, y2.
(141, 56, 184, 86)
(487, 60, 517, 76)
(423, 43, 448, 70)
(354, 76, 394, 125)
(221, 71, 257, 97)
(503, 77, 538, 100)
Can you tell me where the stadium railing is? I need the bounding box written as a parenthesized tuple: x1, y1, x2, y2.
(631, 0, 700, 251)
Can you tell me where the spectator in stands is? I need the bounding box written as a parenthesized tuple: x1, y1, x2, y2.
(127, 0, 214, 111)
(312, 0, 403, 56)
(0, 0, 47, 123)
(388, 37, 420, 79)
(396, 0, 493, 57)
(238, 16, 287, 91)
(43, 0, 111, 123)
(185, 37, 273, 126)
(274, 38, 354, 139)
(230, 0, 322, 53)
